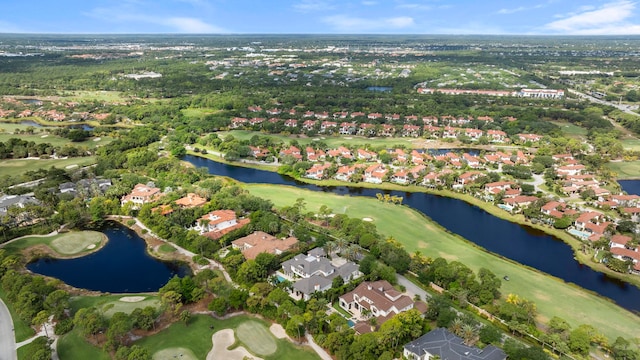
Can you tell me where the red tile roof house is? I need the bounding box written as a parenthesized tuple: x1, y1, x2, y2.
(249, 146, 270, 159)
(502, 195, 538, 207)
(175, 193, 207, 208)
(552, 153, 575, 163)
(302, 120, 317, 131)
(385, 113, 401, 121)
(230, 117, 248, 129)
(303, 111, 315, 118)
(462, 153, 482, 168)
(610, 194, 640, 208)
(411, 150, 425, 165)
(358, 123, 376, 137)
(327, 146, 353, 161)
(487, 129, 507, 143)
(391, 169, 412, 185)
(315, 111, 330, 119)
(402, 124, 421, 137)
(556, 164, 586, 177)
(339, 280, 427, 332)
(350, 111, 365, 118)
(456, 171, 482, 187)
(367, 112, 383, 120)
(422, 170, 453, 187)
(357, 148, 377, 161)
(193, 209, 239, 234)
(423, 125, 441, 138)
(266, 108, 281, 115)
(231, 231, 299, 260)
(422, 116, 438, 125)
(279, 146, 302, 160)
(284, 119, 298, 128)
(305, 147, 326, 162)
(121, 183, 163, 209)
(464, 128, 484, 141)
(305, 163, 332, 180)
(364, 164, 387, 184)
(540, 201, 577, 219)
(339, 122, 357, 135)
(609, 236, 640, 273)
(378, 124, 396, 137)
(320, 121, 337, 133)
(518, 133, 543, 142)
(335, 165, 358, 182)
(333, 111, 349, 119)
(484, 181, 515, 195)
(442, 126, 460, 139)
(249, 117, 266, 126)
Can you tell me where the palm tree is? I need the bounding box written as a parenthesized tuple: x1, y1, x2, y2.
(461, 324, 479, 346)
(344, 244, 362, 261)
(450, 318, 464, 336)
(324, 240, 337, 256)
(335, 238, 348, 254)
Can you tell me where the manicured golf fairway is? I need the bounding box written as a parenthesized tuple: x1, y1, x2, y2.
(246, 183, 640, 340)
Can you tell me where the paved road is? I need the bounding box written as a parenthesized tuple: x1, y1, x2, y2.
(568, 89, 640, 117)
(0, 298, 18, 360)
(397, 274, 431, 301)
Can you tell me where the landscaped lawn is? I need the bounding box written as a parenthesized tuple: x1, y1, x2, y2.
(2, 230, 104, 257)
(621, 138, 640, 151)
(245, 183, 640, 341)
(0, 157, 96, 178)
(133, 314, 320, 360)
(0, 288, 34, 342)
(217, 130, 419, 149)
(69, 294, 161, 318)
(57, 329, 111, 360)
(0, 132, 111, 148)
(608, 161, 640, 179)
(551, 121, 588, 138)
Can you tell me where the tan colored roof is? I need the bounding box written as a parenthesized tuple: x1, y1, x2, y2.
(232, 231, 299, 260)
(175, 193, 207, 208)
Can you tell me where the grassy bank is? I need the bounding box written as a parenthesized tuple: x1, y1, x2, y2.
(133, 314, 320, 360)
(607, 161, 640, 180)
(0, 157, 96, 178)
(2, 231, 106, 259)
(245, 183, 640, 340)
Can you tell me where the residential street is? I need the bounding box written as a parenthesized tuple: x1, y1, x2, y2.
(0, 298, 18, 360)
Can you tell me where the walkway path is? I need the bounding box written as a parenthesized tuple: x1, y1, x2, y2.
(0, 298, 18, 360)
(305, 333, 333, 360)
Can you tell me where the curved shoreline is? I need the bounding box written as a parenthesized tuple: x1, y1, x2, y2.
(187, 150, 640, 289)
(2, 230, 109, 261)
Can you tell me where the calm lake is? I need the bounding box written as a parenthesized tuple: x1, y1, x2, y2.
(619, 179, 640, 196)
(27, 221, 190, 293)
(184, 155, 640, 312)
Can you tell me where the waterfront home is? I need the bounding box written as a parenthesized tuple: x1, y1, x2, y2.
(194, 209, 238, 234)
(121, 183, 162, 209)
(518, 133, 543, 143)
(541, 201, 577, 219)
(280, 146, 302, 160)
(402, 124, 421, 137)
(335, 165, 359, 182)
(403, 328, 506, 360)
(281, 252, 361, 300)
(306, 147, 326, 162)
(231, 231, 298, 260)
(364, 164, 387, 184)
(305, 163, 332, 180)
(487, 129, 507, 143)
(339, 280, 427, 333)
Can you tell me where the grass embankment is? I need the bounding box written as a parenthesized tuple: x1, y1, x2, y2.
(0, 132, 112, 148)
(217, 130, 421, 149)
(0, 157, 97, 178)
(70, 294, 161, 318)
(2, 231, 106, 258)
(608, 161, 640, 180)
(133, 314, 320, 360)
(621, 138, 640, 151)
(0, 288, 34, 342)
(57, 329, 111, 360)
(245, 183, 640, 341)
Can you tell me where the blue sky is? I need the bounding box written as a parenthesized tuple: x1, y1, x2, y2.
(2, 0, 640, 35)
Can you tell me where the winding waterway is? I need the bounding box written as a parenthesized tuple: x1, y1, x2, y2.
(27, 221, 190, 293)
(184, 154, 640, 312)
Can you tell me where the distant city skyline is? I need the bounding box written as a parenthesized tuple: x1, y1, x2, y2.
(2, 0, 640, 35)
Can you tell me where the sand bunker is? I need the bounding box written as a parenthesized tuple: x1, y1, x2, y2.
(207, 329, 262, 360)
(65, 164, 78, 169)
(41, 135, 49, 138)
(86, 244, 96, 249)
(93, 137, 101, 141)
(269, 323, 289, 339)
(119, 296, 145, 303)
(362, 217, 373, 222)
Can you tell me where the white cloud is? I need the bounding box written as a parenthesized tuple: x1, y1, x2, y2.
(86, 6, 225, 33)
(396, 3, 431, 11)
(293, 0, 335, 13)
(497, 3, 545, 14)
(322, 14, 415, 31)
(544, 1, 640, 34)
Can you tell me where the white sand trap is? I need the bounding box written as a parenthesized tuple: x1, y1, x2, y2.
(362, 217, 373, 222)
(86, 244, 96, 249)
(119, 296, 146, 303)
(153, 347, 197, 360)
(207, 329, 263, 360)
(41, 134, 49, 138)
(344, 137, 352, 139)
(65, 164, 78, 169)
(269, 323, 289, 339)
(93, 137, 101, 141)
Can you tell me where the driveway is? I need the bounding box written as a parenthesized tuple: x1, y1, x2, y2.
(397, 274, 431, 302)
(0, 298, 18, 360)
